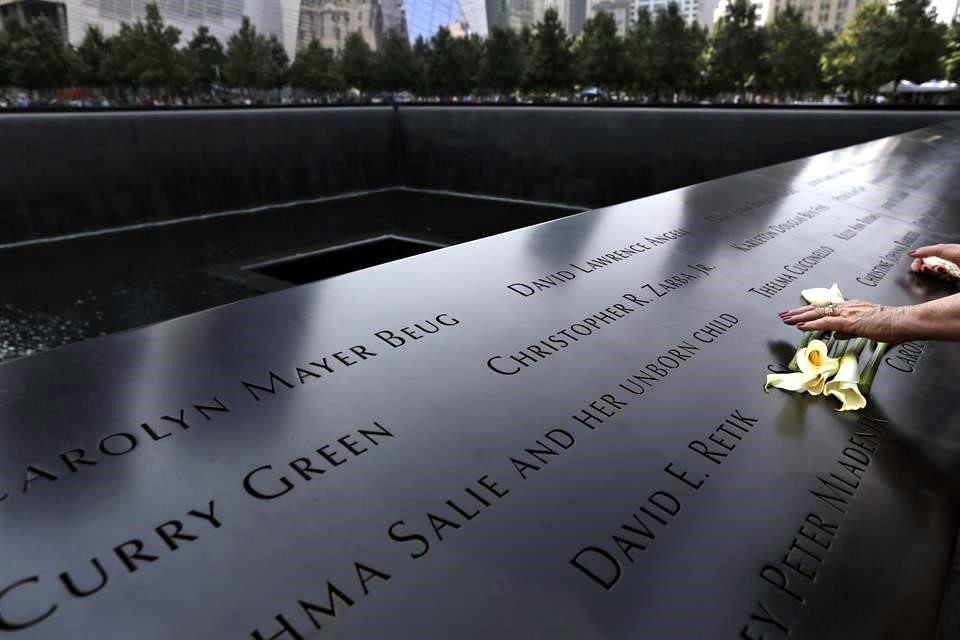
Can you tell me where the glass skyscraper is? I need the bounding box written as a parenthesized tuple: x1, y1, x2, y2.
(64, 0, 301, 55)
(62, 0, 501, 56)
(403, 0, 462, 40)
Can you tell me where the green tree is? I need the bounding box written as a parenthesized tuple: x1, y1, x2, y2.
(529, 8, 573, 93)
(373, 29, 415, 92)
(688, 21, 708, 96)
(75, 25, 112, 86)
(821, 0, 895, 99)
(650, 2, 704, 98)
(945, 20, 960, 81)
(626, 7, 654, 93)
(427, 27, 456, 95)
(289, 39, 342, 92)
(480, 26, 525, 93)
(764, 3, 824, 98)
(0, 30, 10, 87)
(5, 17, 73, 89)
(461, 34, 485, 92)
(888, 0, 945, 94)
(411, 36, 432, 95)
(104, 24, 136, 87)
(576, 11, 624, 89)
(125, 3, 185, 92)
(427, 27, 479, 96)
(341, 32, 374, 90)
(518, 25, 534, 90)
(705, 0, 767, 93)
(224, 16, 281, 89)
(267, 34, 289, 86)
(186, 25, 226, 90)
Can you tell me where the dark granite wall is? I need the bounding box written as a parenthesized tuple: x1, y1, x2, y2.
(0, 108, 399, 243)
(1, 106, 957, 243)
(398, 107, 960, 208)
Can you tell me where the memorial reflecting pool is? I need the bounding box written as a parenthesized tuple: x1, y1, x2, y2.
(0, 190, 579, 363)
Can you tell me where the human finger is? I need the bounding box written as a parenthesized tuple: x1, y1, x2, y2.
(782, 308, 825, 325)
(779, 304, 815, 319)
(920, 261, 951, 280)
(909, 244, 948, 258)
(796, 316, 849, 333)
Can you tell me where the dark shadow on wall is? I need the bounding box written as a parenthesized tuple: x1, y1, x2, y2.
(1, 106, 958, 245)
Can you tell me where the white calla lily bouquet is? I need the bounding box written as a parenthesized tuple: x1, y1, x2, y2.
(765, 284, 888, 411)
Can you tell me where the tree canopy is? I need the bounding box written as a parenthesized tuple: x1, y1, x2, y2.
(764, 4, 824, 97)
(0, 0, 953, 104)
(5, 17, 73, 90)
(528, 8, 573, 92)
(427, 27, 482, 96)
(821, 1, 897, 96)
(626, 8, 654, 92)
(705, 0, 767, 93)
(289, 39, 342, 93)
(224, 16, 285, 90)
(946, 20, 960, 82)
(576, 12, 624, 89)
(650, 3, 705, 98)
(341, 32, 374, 90)
(888, 0, 945, 87)
(480, 27, 526, 92)
(186, 25, 226, 90)
(373, 29, 415, 92)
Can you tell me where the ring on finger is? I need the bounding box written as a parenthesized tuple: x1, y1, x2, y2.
(817, 303, 840, 317)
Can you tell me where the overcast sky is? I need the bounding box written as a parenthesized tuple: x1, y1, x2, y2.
(933, 0, 957, 22)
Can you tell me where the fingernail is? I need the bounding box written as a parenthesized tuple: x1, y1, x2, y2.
(798, 323, 808, 329)
(909, 250, 918, 256)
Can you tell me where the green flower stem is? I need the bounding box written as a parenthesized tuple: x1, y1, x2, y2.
(859, 342, 889, 394)
(787, 330, 823, 371)
(846, 337, 868, 359)
(832, 338, 848, 358)
(825, 333, 837, 356)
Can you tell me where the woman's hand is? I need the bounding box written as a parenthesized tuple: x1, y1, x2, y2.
(909, 245, 960, 280)
(779, 301, 912, 344)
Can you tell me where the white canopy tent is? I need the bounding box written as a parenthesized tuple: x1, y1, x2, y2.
(878, 79, 959, 93)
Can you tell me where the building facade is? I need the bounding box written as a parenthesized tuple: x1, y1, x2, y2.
(379, 0, 406, 34)
(62, 0, 502, 55)
(296, 0, 383, 51)
(587, 0, 630, 33)
(498, 0, 535, 30)
(63, 0, 300, 56)
(711, 0, 865, 32)
(637, 0, 699, 24)
(0, 0, 68, 39)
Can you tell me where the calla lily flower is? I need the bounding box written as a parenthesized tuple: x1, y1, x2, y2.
(795, 339, 839, 376)
(804, 372, 832, 396)
(766, 370, 819, 392)
(801, 283, 844, 305)
(824, 352, 867, 411)
(766, 339, 839, 394)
